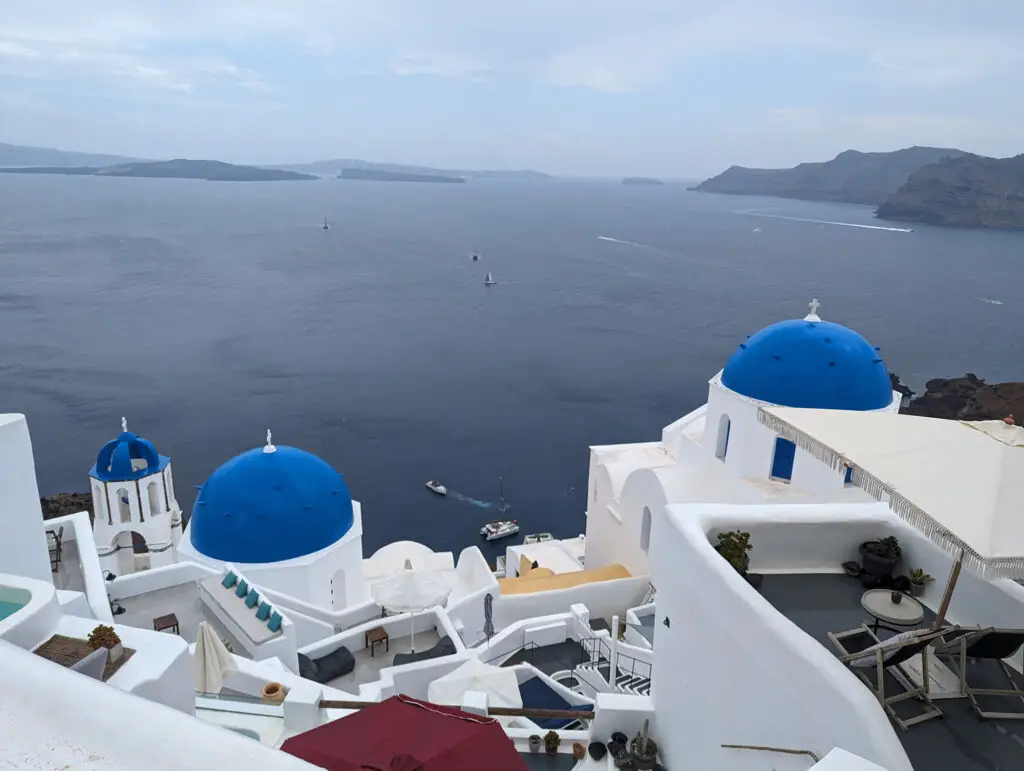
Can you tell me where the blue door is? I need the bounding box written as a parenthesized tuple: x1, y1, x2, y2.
(771, 438, 796, 481)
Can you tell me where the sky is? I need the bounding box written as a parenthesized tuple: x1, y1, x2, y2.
(0, 1, 1022, 177)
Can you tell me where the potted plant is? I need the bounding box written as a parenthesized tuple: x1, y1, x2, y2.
(909, 568, 934, 597)
(528, 735, 541, 754)
(87, 624, 122, 663)
(860, 536, 901, 578)
(572, 742, 586, 760)
(543, 730, 561, 755)
(715, 531, 762, 589)
(630, 719, 658, 770)
(613, 747, 635, 769)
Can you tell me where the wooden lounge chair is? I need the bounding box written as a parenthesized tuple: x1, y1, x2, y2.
(829, 624, 949, 731)
(934, 627, 1024, 720)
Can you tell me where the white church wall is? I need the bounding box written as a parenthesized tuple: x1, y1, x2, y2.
(0, 415, 56, 584)
(704, 380, 778, 479)
(651, 503, 913, 771)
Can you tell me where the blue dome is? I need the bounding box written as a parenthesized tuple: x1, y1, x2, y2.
(189, 445, 354, 564)
(721, 318, 892, 410)
(89, 430, 169, 482)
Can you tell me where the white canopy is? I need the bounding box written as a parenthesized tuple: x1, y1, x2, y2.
(193, 621, 237, 694)
(758, 408, 1024, 579)
(370, 562, 452, 613)
(427, 657, 523, 709)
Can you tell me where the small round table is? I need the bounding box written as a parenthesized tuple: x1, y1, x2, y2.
(860, 589, 923, 633)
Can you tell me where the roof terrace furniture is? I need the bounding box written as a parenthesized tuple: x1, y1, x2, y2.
(934, 627, 1024, 720)
(860, 589, 924, 634)
(365, 627, 389, 657)
(829, 624, 949, 731)
(298, 647, 355, 684)
(392, 635, 457, 667)
(153, 613, 179, 635)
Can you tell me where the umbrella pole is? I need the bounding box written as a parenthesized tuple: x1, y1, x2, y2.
(933, 548, 964, 630)
(410, 610, 416, 653)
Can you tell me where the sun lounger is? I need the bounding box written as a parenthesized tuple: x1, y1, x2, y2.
(934, 627, 1024, 720)
(829, 624, 949, 730)
(392, 635, 457, 667)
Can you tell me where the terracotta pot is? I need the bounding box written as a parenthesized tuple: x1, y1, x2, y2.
(261, 682, 286, 702)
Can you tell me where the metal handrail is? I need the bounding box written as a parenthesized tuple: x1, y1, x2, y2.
(721, 744, 821, 763)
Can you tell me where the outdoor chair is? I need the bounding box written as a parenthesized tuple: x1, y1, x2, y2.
(829, 624, 949, 731)
(933, 626, 1024, 720)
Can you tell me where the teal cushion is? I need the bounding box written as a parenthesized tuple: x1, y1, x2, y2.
(268, 612, 282, 633)
(256, 602, 271, 621)
(235, 580, 248, 598)
(245, 589, 259, 609)
(221, 571, 237, 589)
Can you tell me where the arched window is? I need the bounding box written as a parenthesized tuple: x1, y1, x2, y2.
(116, 488, 132, 524)
(94, 484, 110, 526)
(147, 481, 162, 516)
(640, 507, 652, 554)
(715, 414, 731, 460)
(770, 438, 796, 481)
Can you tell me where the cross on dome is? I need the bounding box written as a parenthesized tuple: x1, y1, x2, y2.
(121, 416, 128, 433)
(805, 298, 822, 322)
(264, 429, 277, 454)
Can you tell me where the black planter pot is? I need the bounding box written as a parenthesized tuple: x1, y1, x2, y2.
(745, 572, 764, 590)
(860, 542, 899, 579)
(614, 749, 636, 769)
(589, 742, 608, 761)
(611, 732, 628, 746)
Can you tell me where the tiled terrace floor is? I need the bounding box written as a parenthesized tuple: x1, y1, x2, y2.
(762, 573, 1024, 771)
(326, 629, 441, 692)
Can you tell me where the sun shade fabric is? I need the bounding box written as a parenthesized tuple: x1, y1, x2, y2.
(758, 408, 1024, 579)
(370, 569, 452, 613)
(280, 694, 529, 771)
(427, 657, 523, 709)
(192, 620, 237, 693)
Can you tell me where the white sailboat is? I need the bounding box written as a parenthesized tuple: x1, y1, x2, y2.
(484, 272, 496, 286)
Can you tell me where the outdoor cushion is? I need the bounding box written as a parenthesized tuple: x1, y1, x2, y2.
(849, 629, 922, 668)
(268, 612, 282, 633)
(392, 635, 457, 667)
(221, 571, 237, 589)
(298, 648, 354, 684)
(256, 602, 272, 621)
(235, 579, 249, 598)
(245, 589, 260, 609)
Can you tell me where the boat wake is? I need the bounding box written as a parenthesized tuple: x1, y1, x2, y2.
(597, 236, 649, 248)
(741, 212, 914, 233)
(974, 296, 1004, 305)
(447, 490, 510, 511)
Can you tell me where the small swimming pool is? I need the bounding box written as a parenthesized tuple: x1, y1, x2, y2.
(0, 587, 31, 622)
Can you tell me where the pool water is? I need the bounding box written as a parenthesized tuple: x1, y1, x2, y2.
(0, 600, 25, 621)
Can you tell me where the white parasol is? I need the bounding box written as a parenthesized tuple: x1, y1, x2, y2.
(370, 559, 451, 651)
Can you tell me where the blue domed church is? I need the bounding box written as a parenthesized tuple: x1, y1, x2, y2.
(177, 432, 369, 611)
(707, 299, 897, 483)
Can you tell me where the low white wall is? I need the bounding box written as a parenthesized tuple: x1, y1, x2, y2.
(0, 640, 317, 771)
(298, 607, 456, 661)
(257, 585, 379, 633)
(45, 511, 113, 623)
(109, 559, 219, 599)
(590, 692, 656, 745)
(652, 503, 913, 771)
(470, 612, 573, 665)
(492, 576, 649, 631)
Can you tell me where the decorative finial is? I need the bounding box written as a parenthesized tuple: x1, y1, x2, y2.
(805, 298, 821, 322)
(264, 429, 276, 454)
(121, 416, 128, 433)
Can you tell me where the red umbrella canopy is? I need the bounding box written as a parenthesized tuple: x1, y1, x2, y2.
(280, 695, 528, 771)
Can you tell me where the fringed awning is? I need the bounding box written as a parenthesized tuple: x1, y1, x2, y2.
(758, 407, 1024, 581)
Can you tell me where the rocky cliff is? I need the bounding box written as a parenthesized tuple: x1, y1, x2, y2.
(875, 154, 1024, 229)
(692, 146, 967, 204)
(891, 372, 1024, 420)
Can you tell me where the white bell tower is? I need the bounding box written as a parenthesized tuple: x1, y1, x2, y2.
(88, 418, 183, 577)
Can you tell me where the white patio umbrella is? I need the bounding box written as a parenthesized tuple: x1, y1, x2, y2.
(759, 408, 1024, 625)
(427, 656, 523, 709)
(193, 621, 237, 694)
(370, 559, 452, 651)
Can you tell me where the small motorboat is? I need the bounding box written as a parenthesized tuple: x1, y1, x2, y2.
(523, 532, 554, 545)
(484, 272, 496, 286)
(471, 249, 480, 261)
(480, 519, 519, 541)
(323, 217, 329, 231)
(425, 480, 447, 496)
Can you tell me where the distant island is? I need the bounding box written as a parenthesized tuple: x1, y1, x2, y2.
(338, 168, 465, 184)
(622, 177, 664, 186)
(0, 159, 315, 182)
(891, 373, 1024, 420)
(876, 154, 1024, 229)
(0, 142, 553, 183)
(691, 147, 968, 205)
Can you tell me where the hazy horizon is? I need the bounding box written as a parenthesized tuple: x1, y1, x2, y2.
(2, 2, 1022, 177)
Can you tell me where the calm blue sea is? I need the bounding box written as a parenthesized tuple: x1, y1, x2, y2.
(0, 175, 1020, 561)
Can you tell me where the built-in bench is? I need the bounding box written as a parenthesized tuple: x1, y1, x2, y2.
(201, 573, 282, 646)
